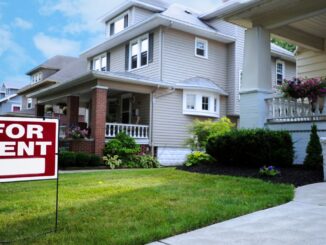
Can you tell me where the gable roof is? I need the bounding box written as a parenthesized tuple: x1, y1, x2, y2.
(176, 77, 228, 95)
(26, 55, 78, 75)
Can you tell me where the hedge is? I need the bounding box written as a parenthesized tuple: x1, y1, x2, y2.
(59, 151, 102, 168)
(206, 129, 294, 167)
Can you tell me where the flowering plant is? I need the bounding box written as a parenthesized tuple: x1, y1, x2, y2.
(67, 126, 89, 139)
(259, 166, 280, 177)
(278, 77, 326, 102)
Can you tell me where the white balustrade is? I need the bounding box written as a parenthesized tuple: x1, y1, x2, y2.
(105, 123, 149, 139)
(266, 96, 326, 122)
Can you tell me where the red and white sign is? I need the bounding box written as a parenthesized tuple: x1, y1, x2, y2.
(0, 117, 58, 183)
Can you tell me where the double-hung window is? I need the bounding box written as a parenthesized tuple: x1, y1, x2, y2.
(92, 53, 107, 71)
(107, 12, 129, 37)
(276, 60, 285, 85)
(186, 94, 196, 110)
(129, 34, 149, 70)
(195, 37, 208, 58)
(27, 98, 33, 109)
(202, 96, 209, 111)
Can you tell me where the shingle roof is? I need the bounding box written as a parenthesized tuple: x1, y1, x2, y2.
(26, 55, 79, 75)
(176, 77, 228, 95)
(137, 0, 170, 9)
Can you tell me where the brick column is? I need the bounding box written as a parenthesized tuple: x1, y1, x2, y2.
(91, 87, 108, 156)
(67, 96, 79, 127)
(36, 104, 45, 117)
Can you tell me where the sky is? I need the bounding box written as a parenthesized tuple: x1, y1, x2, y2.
(0, 0, 220, 88)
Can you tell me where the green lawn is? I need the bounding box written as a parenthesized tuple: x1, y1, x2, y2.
(0, 168, 294, 244)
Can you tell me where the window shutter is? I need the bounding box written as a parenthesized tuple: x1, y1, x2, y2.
(124, 15, 129, 28)
(125, 44, 130, 70)
(106, 52, 111, 71)
(149, 33, 154, 63)
(110, 23, 115, 36)
(90, 59, 93, 70)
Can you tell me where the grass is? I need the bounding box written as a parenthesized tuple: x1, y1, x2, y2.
(0, 168, 294, 244)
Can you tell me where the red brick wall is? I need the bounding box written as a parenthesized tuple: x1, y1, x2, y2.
(67, 96, 79, 126)
(59, 140, 94, 154)
(91, 87, 108, 156)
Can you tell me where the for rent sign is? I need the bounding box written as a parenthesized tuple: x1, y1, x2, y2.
(0, 117, 58, 183)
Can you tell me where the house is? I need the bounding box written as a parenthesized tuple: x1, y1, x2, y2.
(201, 0, 326, 164)
(18, 0, 296, 165)
(0, 83, 22, 115)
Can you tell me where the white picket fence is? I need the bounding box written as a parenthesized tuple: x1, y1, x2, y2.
(105, 123, 149, 139)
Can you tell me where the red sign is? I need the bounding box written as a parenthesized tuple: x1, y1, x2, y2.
(0, 117, 58, 183)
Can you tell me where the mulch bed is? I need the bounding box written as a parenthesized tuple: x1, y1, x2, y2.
(177, 164, 324, 187)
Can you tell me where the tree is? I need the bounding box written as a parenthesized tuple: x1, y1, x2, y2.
(271, 38, 296, 53)
(304, 124, 323, 169)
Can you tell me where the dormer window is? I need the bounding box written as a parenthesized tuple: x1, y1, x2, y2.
(107, 12, 129, 37)
(31, 72, 43, 84)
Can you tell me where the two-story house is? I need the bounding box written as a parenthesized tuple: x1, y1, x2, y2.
(18, 0, 296, 165)
(0, 83, 22, 115)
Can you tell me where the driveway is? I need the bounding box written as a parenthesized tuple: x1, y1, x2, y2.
(149, 183, 326, 245)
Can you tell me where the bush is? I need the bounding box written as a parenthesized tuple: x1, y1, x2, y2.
(207, 129, 294, 167)
(103, 132, 140, 162)
(89, 154, 102, 166)
(103, 155, 122, 169)
(137, 155, 160, 168)
(75, 152, 91, 167)
(59, 151, 76, 168)
(186, 117, 234, 150)
(184, 151, 214, 167)
(304, 124, 323, 169)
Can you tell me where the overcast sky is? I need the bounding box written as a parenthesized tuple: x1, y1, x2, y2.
(0, 0, 221, 87)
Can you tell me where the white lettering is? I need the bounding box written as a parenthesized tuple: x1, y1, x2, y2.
(35, 142, 52, 155)
(6, 124, 25, 139)
(27, 125, 43, 139)
(0, 142, 16, 156)
(17, 142, 35, 156)
(0, 124, 4, 134)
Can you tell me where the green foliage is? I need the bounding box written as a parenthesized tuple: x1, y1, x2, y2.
(137, 155, 160, 168)
(59, 151, 76, 168)
(89, 154, 102, 166)
(75, 152, 91, 167)
(186, 117, 235, 150)
(259, 166, 281, 177)
(184, 151, 214, 167)
(103, 132, 140, 161)
(103, 155, 122, 169)
(304, 124, 323, 169)
(207, 129, 294, 167)
(271, 38, 296, 52)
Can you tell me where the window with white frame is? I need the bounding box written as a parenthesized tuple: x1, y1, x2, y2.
(92, 53, 107, 71)
(27, 98, 33, 109)
(31, 72, 43, 84)
(106, 12, 129, 37)
(129, 34, 149, 70)
(11, 104, 21, 112)
(276, 60, 285, 85)
(195, 37, 208, 58)
(183, 90, 220, 117)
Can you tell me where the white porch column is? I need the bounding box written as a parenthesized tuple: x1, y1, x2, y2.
(240, 26, 273, 128)
(320, 137, 326, 181)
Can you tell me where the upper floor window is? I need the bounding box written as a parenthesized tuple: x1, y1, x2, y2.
(195, 37, 208, 59)
(276, 60, 285, 85)
(31, 72, 43, 84)
(129, 34, 149, 70)
(107, 12, 129, 37)
(183, 90, 220, 117)
(27, 98, 33, 109)
(92, 53, 107, 71)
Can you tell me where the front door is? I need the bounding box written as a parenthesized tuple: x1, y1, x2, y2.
(121, 97, 131, 124)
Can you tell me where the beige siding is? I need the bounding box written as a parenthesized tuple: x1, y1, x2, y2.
(271, 57, 296, 88)
(153, 89, 227, 147)
(162, 29, 228, 89)
(110, 29, 160, 79)
(131, 7, 154, 24)
(297, 50, 326, 78)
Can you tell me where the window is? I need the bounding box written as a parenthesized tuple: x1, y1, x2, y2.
(183, 90, 220, 117)
(129, 35, 149, 70)
(27, 98, 33, 109)
(276, 60, 285, 85)
(31, 72, 43, 84)
(92, 53, 107, 71)
(11, 105, 21, 112)
(195, 38, 208, 58)
(106, 12, 129, 37)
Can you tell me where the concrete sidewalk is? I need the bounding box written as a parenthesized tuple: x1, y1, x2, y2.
(149, 183, 326, 245)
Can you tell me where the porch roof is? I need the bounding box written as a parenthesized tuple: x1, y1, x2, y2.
(176, 77, 228, 95)
(201, 0, 326, 51)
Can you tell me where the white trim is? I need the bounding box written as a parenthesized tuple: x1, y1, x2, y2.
(27, 98, 33, 109)
(276, 59, 285, 85)
(106, 10, 130, 37)
(91, 85, 109, 90)
(129, 33, 149, 71)
(92, 52, 107, 71)
(11, 104, 21, 112)
(195, 37, 208, 59)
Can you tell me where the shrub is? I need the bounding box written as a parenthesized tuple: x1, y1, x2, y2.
(137, 155, 160, 168)
(304, 124, 323, 169)
(259, 166, 280, 177)
(207, 129, 294, 167)
(59, 151, 76, 168)
(103, 132, 140, 161)
(103, 155, 122, 169)
(184, 151, 214, 167)
(89, 154, 102, 166)
(75, 152, 91, 167)
(186, 117, 234, 150)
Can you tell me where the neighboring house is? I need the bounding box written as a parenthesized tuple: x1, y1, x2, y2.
(0, 83, 22, 115)
(18, 0, 296, 165)
(202, 0, 326, 164)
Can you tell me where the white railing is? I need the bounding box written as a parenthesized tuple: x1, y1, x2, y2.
(59, 125, 67, 138)
(105, 123, 149, 139)
(266, 96, 326, 122)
